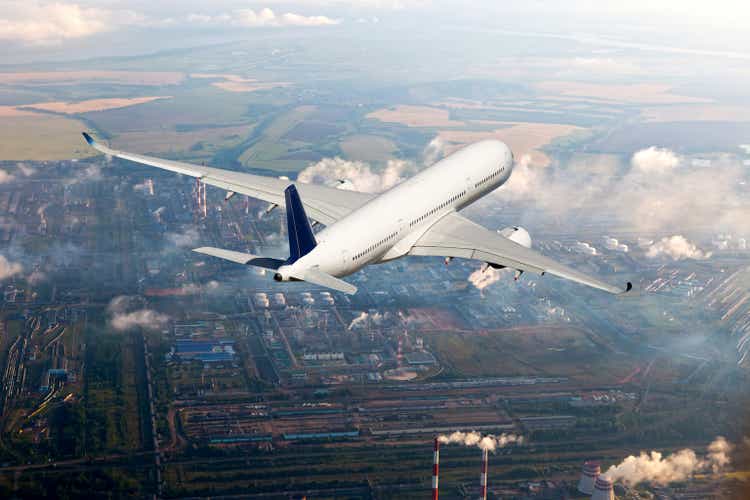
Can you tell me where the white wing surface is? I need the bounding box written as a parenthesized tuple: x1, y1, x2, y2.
(410, 213, 632, 295)
(82, 133, 371, 225)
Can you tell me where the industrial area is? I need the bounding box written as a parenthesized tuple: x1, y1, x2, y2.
(0, 155, 746, 499)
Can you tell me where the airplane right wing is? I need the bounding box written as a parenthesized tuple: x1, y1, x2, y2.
(82, 133, 372, 225)
(410, 213, 632, 295)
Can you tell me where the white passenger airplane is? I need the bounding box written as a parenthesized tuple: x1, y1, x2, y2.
(82, 133, 631, 296)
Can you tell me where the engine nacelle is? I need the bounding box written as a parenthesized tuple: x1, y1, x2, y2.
(499, 226, 532, 248)
(273, 265, 295, 282)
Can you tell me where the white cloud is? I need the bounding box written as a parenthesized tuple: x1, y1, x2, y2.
(297, 157, 416, 193)
(0, 2, 136, 45)
(576, 241, 598, 255)
(468, 265, 508, 291)
(166, 227, 200, 248)
(187, 8, 339, 28)
(495, 148, 750, 238)
(0, 255, 24, 281)
(604, 236, 629, 252)
(631, 146, 680, 174)
(107, 295, 169, 332)
(0, 170, 15, 184)
(422, 136, 445, 166)
(645, 235, 711, 260)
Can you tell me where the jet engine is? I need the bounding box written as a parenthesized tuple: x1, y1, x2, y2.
(499, 226, 532, 248)
(273, 266, 297, 282)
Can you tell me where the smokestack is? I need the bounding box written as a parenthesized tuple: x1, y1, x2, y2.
(591, 476, 614, 500)
(432, 437, 440, 500)
(397, 337, 403, 368)
(480, 448, 488, 500)
(578, 461, 600, 495)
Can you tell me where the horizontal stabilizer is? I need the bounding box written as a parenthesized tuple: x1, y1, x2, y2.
(296, 267, 357, 295)
(193, 247, 285, 270)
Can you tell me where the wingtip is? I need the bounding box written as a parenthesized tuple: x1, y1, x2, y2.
(619, 281, 633, 295)
(82, 132, 95, 145)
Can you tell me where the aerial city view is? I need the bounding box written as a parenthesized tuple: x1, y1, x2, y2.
(0, 1, 749, 498)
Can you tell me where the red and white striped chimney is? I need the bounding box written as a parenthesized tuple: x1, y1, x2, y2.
(480, 448, 489, 500)
(432, 437, 440, 500)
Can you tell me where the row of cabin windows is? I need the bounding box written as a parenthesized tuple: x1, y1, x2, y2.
(408, 190, 467, 228)
(475, 166, 505, 188)
(353, 231, 399, 261)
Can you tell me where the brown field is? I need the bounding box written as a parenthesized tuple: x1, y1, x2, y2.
(366, 105, 465, 127)
(111, 124, 254, 155)
(438, 122, 583, 166)
(0, 71, 184, 86)
(536, 81, 710, 104)
(0, 113, 96, 161)
(190, 73, 290, 93)
(24, 96, 171, 114)
(0, 106, 38, 117)
(642, 104, 750, 122)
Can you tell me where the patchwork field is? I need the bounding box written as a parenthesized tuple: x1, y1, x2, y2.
(438, 122, 584, 166)
(339, 134, 397, 161)
(0, 71, 184, 86)
(24, 96, 172, 114)
(536, 81, 710, 104)
(190, 73, 290, 93)
(367, 105, 465, 128)
(0, 112, 95, 161)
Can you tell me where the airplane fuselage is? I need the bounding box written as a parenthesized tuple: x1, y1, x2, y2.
(275, 140, 514, 280)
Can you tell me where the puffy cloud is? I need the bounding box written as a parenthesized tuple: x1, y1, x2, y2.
(604, 236, 629, 252)
(494, 147, 750, 238)
(107, 295, 169, 332)
(0, 170, 15, 184)
(575, 241, 598, 255)
(468, 266, 507, 291)
(422, 136, 445, 166)
(166, 227, 200, 248)
(631, 146, 680, 174)
(187, 8, 339, 28)
(603, 436, 732, 486)
(0, 2, 136, 45)
(645, 235, 711, 260)
(0, 255, 24, 281)
(297, 157, 416, 193)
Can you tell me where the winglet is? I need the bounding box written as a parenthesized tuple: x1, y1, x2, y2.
(82, 132, 95, 146)
(623, 282, 633, 294)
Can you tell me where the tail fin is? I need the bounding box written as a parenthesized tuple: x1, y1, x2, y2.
(285, 185, 317, 263)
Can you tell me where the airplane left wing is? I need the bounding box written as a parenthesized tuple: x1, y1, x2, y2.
(82, 133, 372, 225)
(410, 213, 632, 295)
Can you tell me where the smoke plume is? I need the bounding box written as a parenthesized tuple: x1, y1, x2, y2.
(438, 431, 523, 452)
(603, 436, 733, 486)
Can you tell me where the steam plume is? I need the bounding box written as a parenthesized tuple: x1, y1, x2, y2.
(438, 431, 523, 452)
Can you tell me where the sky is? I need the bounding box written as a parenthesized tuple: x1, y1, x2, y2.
(2, 1, 750, 62)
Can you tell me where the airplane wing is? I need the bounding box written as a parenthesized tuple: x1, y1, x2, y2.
(409, 213, 632, 295)
(82, 133, 372, 225)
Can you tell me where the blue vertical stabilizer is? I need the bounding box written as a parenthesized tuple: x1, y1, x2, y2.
(285, 185, 317, 263)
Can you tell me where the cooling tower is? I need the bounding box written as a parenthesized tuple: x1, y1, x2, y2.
(591, 476, 614, 500)
(577, 461, 600, 495)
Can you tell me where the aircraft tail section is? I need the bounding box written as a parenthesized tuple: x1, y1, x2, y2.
(285, 185, 317, 263)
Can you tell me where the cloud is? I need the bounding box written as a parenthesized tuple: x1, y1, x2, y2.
(603, 236, 629, 252)
(468, 266, 508, 291)
(166, 227, 200, 248)
(603, 436, 732, 486)
(575, 241, 598, 255)
(107, 295, 169, 332)
(297, 157, 417, 193)
(0, 170, 14, 184)
(0, 2, 134, 45)
(187, 8, 339, 28)
(645, 235, 711, 260)
(631, 146, 680, 174)
(0, 255, 24, 281)
(494, 147, 750, 239)
(422, 136, 445, 166)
